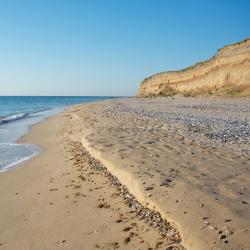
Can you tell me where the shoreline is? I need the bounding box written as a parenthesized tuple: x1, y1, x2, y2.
(0, 96, 115, 172)
(0, 105, 183, 250)
(0, 107, 65, 172)
(1, 96, 250, 249)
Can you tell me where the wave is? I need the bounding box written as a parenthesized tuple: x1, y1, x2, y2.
(0, 113, 28, 124)
(0, 143, 40, 172)
(0, 128, 8, 135)
(0, 108, 52, 125)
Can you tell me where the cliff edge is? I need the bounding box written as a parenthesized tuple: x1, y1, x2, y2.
(137, 39, 250, 97)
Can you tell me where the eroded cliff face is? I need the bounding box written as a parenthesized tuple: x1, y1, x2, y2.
(137, 39, 250, 97)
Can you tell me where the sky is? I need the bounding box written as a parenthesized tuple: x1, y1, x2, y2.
(0, 0, 249, 96)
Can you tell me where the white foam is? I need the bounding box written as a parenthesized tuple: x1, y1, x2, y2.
(0, 143, 40, 172)
(0, 113, 27, 124)
(0, 128, 8, 135)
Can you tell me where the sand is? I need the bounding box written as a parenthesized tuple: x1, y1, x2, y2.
(64, 97, 250, 250)
(1, 96, 250, 250)
(0, 111, 183, 250)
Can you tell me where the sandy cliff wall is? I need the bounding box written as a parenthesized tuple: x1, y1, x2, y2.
(137, 39, 250, 97)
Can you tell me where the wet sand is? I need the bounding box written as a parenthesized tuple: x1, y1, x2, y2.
(0, 111, 183, 250)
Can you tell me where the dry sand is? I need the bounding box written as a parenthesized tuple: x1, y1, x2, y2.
(0, 111, 183, 250)
(63, 97, 250, 250)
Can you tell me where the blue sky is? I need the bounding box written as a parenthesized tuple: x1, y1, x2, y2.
(0, 0, 249, 96)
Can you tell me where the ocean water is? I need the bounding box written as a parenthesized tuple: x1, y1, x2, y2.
(0, 96, 113, 172)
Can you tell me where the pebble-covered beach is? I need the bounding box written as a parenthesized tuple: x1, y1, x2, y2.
(111, 96, 250, 156)
(66, 96, 250, 250)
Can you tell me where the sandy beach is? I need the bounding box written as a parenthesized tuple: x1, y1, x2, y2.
(0, 96, 250, 250)
(1, 1, 249, 249)
(64, 96, 250, 250)
(0, 106, 183, 250)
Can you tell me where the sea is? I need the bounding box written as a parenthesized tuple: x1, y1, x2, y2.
(0, 96, 114, 172)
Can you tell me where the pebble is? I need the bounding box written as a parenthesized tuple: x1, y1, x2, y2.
(202, 217, 209, 220)
(70, 142, 181, 241)
(208, 226, 216, 231)
(219, 235, 226, 240)
(111, 98, 250, 155)
(204, 220, 210, 225)
(224, 230, 233, 235)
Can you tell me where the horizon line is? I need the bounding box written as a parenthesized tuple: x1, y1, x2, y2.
(0, 95, 130, 97)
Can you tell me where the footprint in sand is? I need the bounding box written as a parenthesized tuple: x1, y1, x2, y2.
(124, 232, 135, 244)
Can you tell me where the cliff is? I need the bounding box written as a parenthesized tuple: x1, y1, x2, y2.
(136, 38, 250, 97)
